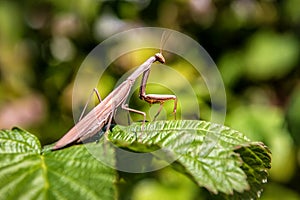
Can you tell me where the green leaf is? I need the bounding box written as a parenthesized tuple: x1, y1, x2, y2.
(0, 128, 116, 200)
(227, 104, 295, 182)
(108, 120, 271, 199)
(231, 142, 271, 199)
(0, 127, 41, 154)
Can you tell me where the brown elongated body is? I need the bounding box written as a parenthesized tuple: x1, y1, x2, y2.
(53, 53, 177, 150)
(53, 80, 133, 150)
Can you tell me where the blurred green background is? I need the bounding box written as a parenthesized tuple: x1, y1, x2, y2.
(0, 0, 299, 199)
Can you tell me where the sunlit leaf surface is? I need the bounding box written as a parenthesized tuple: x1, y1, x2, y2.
(0, 128, 116, 200)
(109, 120, 271, 199)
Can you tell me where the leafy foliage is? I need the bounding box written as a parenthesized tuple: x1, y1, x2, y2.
(108, 120, 271, 199)
(0, 121, 271, 199)
(0, 128, 116, 200)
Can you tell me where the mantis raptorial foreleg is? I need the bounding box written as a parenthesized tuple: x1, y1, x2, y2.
(139, 68, 178, 120)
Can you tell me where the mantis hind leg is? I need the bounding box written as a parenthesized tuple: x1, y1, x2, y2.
(79, 88, 102, 121)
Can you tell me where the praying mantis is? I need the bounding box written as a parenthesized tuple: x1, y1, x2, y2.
(52, 46, 177, 150)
